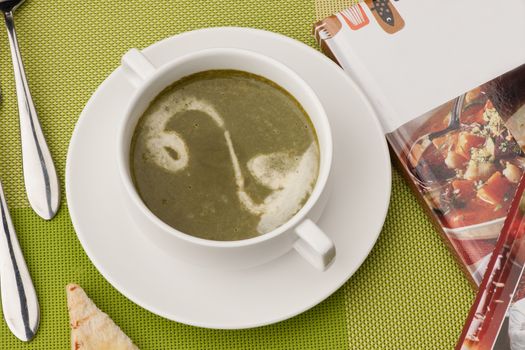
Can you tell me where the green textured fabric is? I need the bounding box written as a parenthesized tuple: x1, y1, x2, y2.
(0, 0, 474, 349)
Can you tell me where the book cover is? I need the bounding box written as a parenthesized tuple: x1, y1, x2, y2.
(313, 0, 525, 286)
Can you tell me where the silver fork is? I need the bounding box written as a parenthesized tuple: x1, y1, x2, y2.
(341, 6, 367, 26)
(0, 178, 39, 341)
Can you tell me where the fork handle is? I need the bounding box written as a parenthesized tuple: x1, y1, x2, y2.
(4, 11, 60, 220)
(0, 180, 39, 341)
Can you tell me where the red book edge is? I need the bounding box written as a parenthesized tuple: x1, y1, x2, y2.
(455, 176, 525, 349)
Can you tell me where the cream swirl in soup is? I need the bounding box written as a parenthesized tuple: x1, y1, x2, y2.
(131, 70, 319, 241)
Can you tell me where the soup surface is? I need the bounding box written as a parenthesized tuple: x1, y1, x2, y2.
(131, 70, 320, 241)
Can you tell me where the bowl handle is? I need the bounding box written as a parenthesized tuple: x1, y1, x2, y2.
(121, 48, 157, 88)
(294, 219, 335, 271)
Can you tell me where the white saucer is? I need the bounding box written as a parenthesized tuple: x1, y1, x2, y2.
(66, 28, 391, 329)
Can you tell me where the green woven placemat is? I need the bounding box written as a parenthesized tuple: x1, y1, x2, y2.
(0, 0, 474, 349)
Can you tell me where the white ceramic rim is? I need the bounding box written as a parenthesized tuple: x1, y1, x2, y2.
(116, 47, 333, 249)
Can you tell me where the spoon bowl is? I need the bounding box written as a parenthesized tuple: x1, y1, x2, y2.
(0, 0, 24, 12)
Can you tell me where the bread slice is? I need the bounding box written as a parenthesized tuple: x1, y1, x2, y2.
(66, 284, 139, 350)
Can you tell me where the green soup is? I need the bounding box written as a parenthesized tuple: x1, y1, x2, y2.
(131, 70, 319, 241)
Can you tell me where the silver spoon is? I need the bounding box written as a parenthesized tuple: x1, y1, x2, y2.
(0, 178, 39, 341)
(0, 0, 59, 220)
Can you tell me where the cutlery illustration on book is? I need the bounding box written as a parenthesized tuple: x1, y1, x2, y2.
(365, 0, 405, 34)
(315, 0, 404, 40)
(340, 5, 369, 31)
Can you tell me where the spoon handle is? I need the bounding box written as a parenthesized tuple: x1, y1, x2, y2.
(0, 180, 39, 341)
(4, 11, 60, 220)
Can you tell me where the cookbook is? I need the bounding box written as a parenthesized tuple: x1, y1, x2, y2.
(314, 0, 525, 286)
(315, 2, 525, 348)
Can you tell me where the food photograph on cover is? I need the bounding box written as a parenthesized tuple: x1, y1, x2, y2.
(2, 0, 525, 349)
(388, 65, 525, 285)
